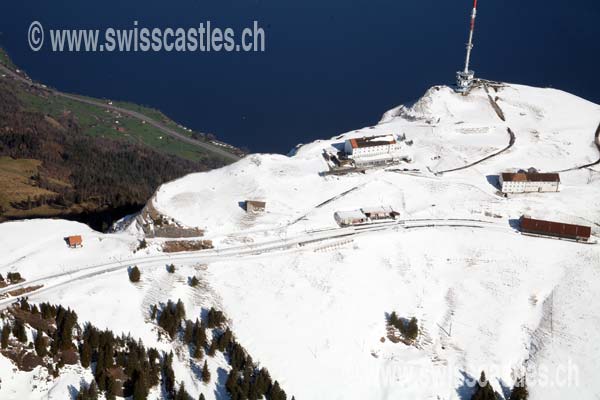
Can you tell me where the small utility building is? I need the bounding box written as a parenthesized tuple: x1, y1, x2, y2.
(245, 200, 266, 213)
(500, 172, 560, 194)
(66, 235, 83, 248)
(334, 210, 367, 227)
(334, 206, 398, 227)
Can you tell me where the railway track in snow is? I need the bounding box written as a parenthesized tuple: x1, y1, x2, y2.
(0, 217, 512, 309)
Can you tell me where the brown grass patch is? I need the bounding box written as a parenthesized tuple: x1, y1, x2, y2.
(0, 157, 54, 208)
(162, 240, 213, 253)
(60, 348, 79, 365)
(8, 284, 43, 297)
(1, 347, 44, 372)
(10, 306, 55, 333)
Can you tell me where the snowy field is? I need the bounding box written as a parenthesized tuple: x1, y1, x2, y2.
(1, 83, 599, 399)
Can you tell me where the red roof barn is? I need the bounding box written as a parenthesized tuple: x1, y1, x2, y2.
(520, 216, 591, 242)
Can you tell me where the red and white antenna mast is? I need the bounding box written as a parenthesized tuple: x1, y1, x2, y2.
(456, 0, 479, 93)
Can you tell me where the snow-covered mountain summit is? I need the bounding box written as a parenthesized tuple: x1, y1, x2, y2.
(1, 83, 599, 399)
(146, 84, 599, 238)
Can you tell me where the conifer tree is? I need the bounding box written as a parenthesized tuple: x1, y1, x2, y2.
(193, 342, 204, 359)
(389, 311, 399, 327)
(13, 319, 27, 343)
(132, 368, 149, 400)
(77, 381, 99, 400)
(19, 297, 30, 311)
(76, 383, 86, 400)
(176, 299, 186, 320)
(199, 394, 206, 400)
(129, 266, 141, 282)
(175, 382, 191, 400)
(193, 319, 207, 349)
(207, 339, 217, 357)
(269, 381, 287, 400)
(471, 371, 497, 400)
(202, 360, 211, 383)
(509, 377, 528, 400)
(406, 317, 419, 341)
(254, 368, 272, 396)
(225, 368, 239, 396)
(41, 303, 53, 319)
(106, 375, 118, 400)
(148, 347, 161, 386)
(162, 351, 176, 397)
(80, 341, 92, 368)
(88, 380, 99, 400)
(184, 320, 193, 344)
(34, 329, 46, 357)
(1, 324, 10, 349)
(54, 306, 77, 350)
(217, 328, 232, 352)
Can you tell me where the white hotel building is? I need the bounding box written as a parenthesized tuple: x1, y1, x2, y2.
(343, 135, 402, 166)
(499, 172, 560, 194)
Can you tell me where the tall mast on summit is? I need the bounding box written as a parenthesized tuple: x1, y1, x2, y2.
(463, 0, 478, 74)
(456, 0, 479, 93)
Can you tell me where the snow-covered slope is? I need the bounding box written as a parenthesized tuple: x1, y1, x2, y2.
(1, 83, 599, 399)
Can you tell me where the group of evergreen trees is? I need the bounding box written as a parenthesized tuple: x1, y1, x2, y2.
(157, 299, 186, 338)
(182, 318, 208, 359)
(470, 371, 528, 400)
(1, 296, 293, 400)
(509, 376, 529, 400)
(388, 312, 419, 341)
(3, 298, 78, 356)
(471, 371, 497, 400)
(11, 318, 27, 342)
(79, 323, 160, 399)
(0, 298, 181, 400)
(224, 342, 289, 400)
(76, 381, 99, 400)
(207, 307, 226, 328)
(150, 300, 292, 400)
(1, 271, 22, 284)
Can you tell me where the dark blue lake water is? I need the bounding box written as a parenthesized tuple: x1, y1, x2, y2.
(1, 1, 599, 153)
